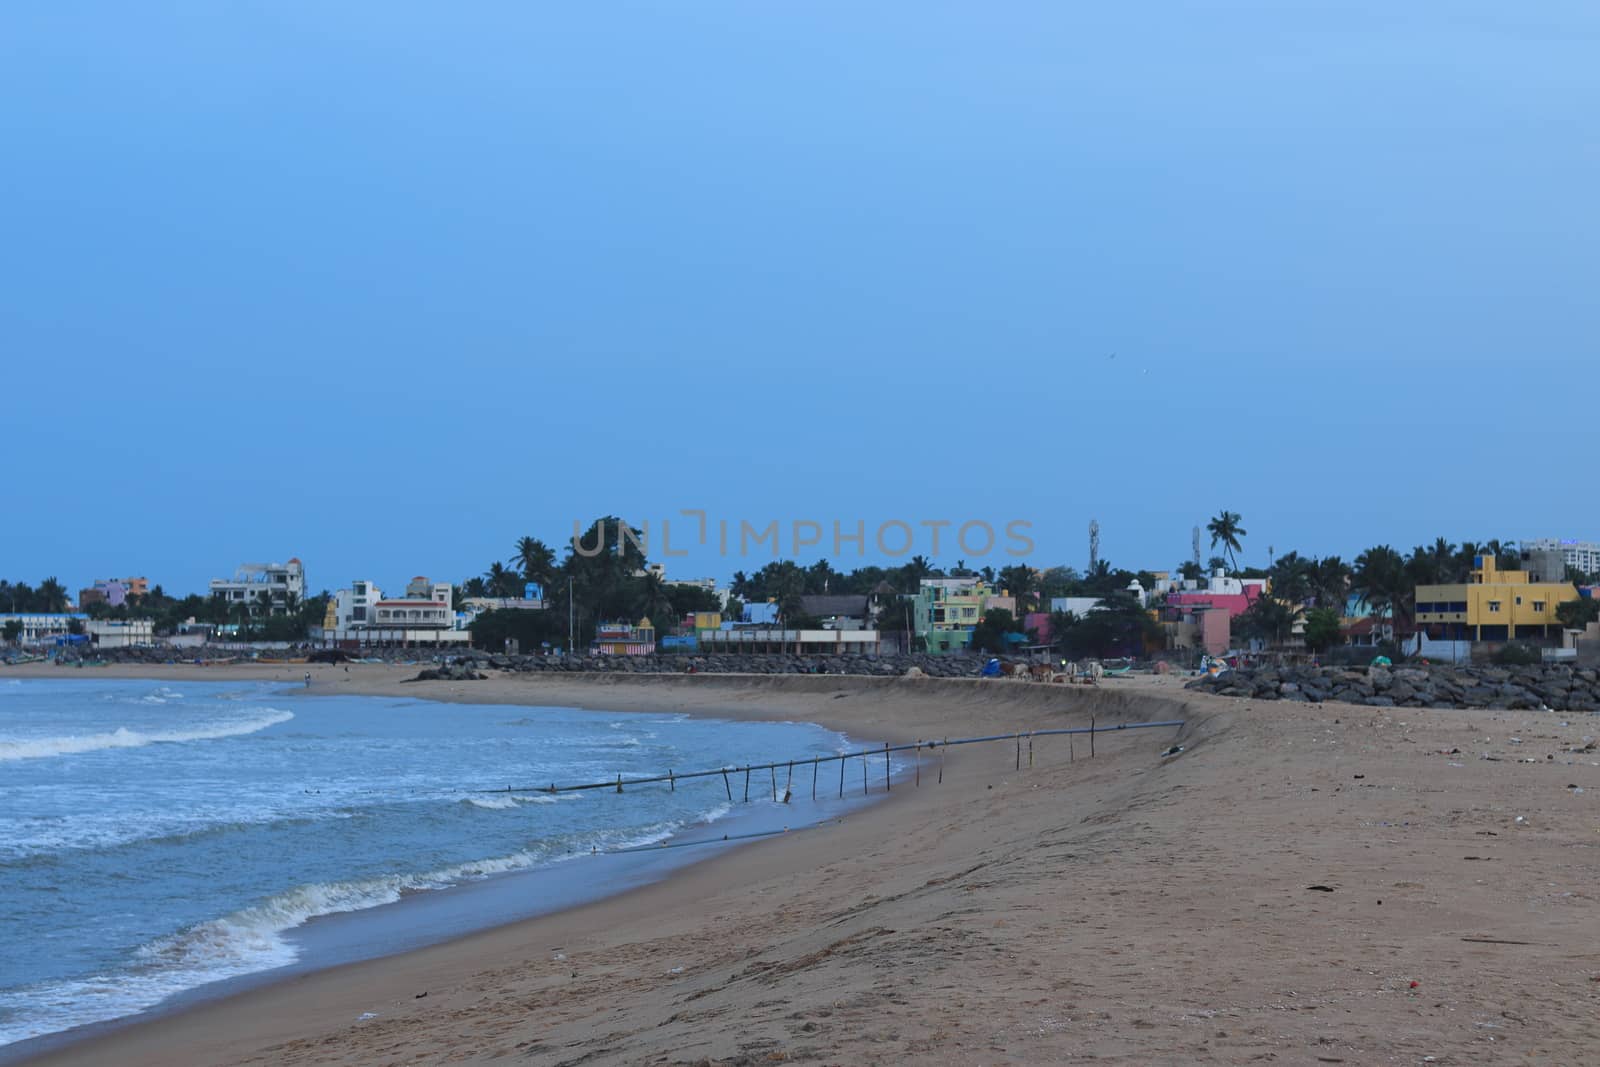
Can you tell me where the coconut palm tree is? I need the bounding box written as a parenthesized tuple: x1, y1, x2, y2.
(999, 564, 1037, 614)
(1352, 545, 1408, 644)
(513, 536, 557, 590)
(37, 576, 68, 613)
(635, 572, 674, 630)
(1206, 511, 1246, 572)
(1239, 594, 1297, 647)
(1311, 556, 1352, 611)
(1267, 551, 1312, 605)
(485, 562, 522, 598)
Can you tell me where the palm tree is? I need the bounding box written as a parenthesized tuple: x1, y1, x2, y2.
(461, 576, 488, 598)
(1267, 551, 1312, 605)
(38, 576, 68, 612)
(513, 536, 557, 590)
(1206, 511, 1246, 572)
(485, 562, 522, 598)
(1239, 595, 1297, 647)
(1352, 545, 1408, 645)
(635, 572, 674, 630)
(1311, 556, 1351, 612)
(999, 564, 1037, 614)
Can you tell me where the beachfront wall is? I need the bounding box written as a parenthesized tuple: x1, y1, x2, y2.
(700, 629, 882, 655)
(1415, 555, 1579, 643)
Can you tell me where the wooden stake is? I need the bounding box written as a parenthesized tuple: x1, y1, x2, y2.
(769, 764, 777, 802)
(722, 768, 732, 802)
(1028, 733, 1034, 769)
(812, 758, 819, 801)
(838, 754, 845, 798)
(939, 738, 946, 784)
(669, 769, 675, 792)
(914, 743, 921, 788)
(1015, 733, 1021, 771)
(616, 773, 622, 794)
(861, 753, 868, 795)
(1090, 717, 1095, 758)
(884, 742, 891, 791)
(743, 767, 750, 802)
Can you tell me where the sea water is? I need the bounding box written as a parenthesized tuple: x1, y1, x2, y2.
(0, 677, 865, 1048)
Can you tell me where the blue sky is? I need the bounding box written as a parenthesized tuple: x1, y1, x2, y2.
(3, 2, 1596, 597)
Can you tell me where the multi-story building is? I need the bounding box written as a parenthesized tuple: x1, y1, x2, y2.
(323, 576, 465, 645)
(1415, 554, 1578, 644)
(209, 560, 305, 615)
(1523, 539, 1599, 579)
(913, 578, 1016, 653)
(78, 577, 151, 611)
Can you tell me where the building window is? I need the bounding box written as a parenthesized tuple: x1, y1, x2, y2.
(1487, 601, 1501, 613)
(1533, 601, 1545, 612)
(1515, 597, 1522, 606)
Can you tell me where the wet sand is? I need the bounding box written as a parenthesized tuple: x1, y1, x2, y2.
(6, 663, 1599, 1064)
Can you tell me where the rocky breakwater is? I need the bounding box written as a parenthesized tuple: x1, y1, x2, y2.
(438, 651, 985, 679)
(1187, 663, 1600, 712)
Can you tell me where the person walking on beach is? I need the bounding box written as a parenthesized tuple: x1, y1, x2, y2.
(304, 671, 311, 688)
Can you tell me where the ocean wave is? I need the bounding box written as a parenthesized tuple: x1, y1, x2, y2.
(462, 795, 519, 810)
(0, 709, 294, 762)
(0, 808, 718, 1047)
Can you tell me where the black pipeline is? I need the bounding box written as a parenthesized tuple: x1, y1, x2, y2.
(484, 719, 1186, 798)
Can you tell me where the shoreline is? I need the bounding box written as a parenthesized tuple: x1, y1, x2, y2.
(9, 663, 1597, 1064)
(1, 667, 907, 1059)
(6, 665, 1173, 1065)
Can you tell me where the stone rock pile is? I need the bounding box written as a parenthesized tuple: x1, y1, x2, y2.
(1186, 663, 1600, 712)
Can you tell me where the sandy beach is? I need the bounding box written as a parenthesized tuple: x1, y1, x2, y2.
(7, 662, 1599, 1065)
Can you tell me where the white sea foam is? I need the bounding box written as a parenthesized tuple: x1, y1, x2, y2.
(0, 709, 294, 762)
(463, 795, 519, 810)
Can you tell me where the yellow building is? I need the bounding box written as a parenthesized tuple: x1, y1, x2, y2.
(1414, 555, 1578, 643)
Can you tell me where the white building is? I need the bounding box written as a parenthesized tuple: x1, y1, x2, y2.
(1154, 570, 1268, 599)
(322, 575, 467, 646)
(331, 579, 385, 631)
(1, 613, 87, 645)
(209, 559, 306, 615)
(1524, 539, 1600, 577)
(87, 619, 155, 648)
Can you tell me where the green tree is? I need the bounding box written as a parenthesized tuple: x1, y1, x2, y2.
(998, 565, 1037, 614)
(1237, 595, 1298, 647)
(485, 562, 523, 598)
(970, 607, 1021, 654)
(37, 576, 68, 613)
(1267, 551, 1312, 605)
(1052, 593, 1159, 659)
(2, 619, 20, 644)
(1311, 556, 1352, 611)
(1206, 510, 1246, 572)
(1302, 607, 1342, 653)
(514, 536, 557, 590)
(635, 572, 675, 634)
(1556, 597, 1600, 630)
(1353, 545, 1408, 642)
(1037, 566, 1080, 600)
